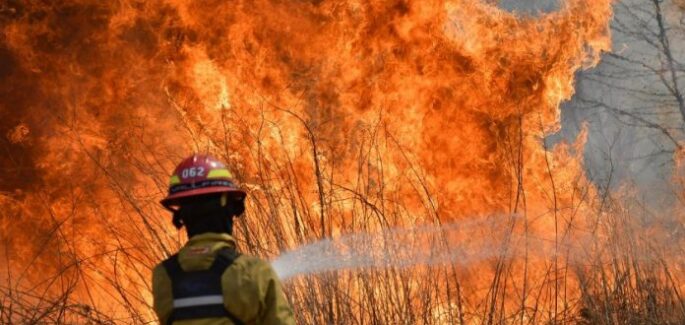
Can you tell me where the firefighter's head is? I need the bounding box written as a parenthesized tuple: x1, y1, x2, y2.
(161, 154, 246, 237)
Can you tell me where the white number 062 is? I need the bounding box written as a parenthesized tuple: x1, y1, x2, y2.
(181, 167, 205, 178)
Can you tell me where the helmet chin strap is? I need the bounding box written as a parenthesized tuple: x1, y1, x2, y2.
(220, 193, 228, 207)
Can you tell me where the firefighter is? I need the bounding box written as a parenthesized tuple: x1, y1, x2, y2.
(152, 154, 296, 325)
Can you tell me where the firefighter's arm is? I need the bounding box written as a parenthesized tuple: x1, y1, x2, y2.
(152, 264, 173, 325)
(254, 261, 296, 325)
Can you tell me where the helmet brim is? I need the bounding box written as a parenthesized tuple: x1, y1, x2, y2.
(160, 187, 246, 210)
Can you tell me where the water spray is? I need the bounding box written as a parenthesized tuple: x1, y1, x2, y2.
(272, 215, 540, 280)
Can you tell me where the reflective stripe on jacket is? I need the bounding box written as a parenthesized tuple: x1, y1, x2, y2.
(152, 233, 296, 325)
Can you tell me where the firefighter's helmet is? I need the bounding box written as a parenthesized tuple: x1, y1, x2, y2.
(160, 154, 245, 210)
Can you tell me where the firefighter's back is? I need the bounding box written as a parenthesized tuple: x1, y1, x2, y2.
(152, 233, 295, 325)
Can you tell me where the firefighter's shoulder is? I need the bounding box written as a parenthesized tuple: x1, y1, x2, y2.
(221, 253, 280, 320)
(150, 261, 173, 323)
(151, 259, 172, 288)
(226, 253, 279, 284)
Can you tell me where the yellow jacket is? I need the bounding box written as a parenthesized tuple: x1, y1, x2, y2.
(152, 233, 296, 325)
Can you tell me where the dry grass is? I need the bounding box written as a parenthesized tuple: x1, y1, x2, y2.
(4, 115, 684, 325)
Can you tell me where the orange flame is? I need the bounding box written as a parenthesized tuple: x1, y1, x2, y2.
(0, 0, 619, 323)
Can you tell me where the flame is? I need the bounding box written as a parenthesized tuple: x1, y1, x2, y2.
(0, 0, 640, 323)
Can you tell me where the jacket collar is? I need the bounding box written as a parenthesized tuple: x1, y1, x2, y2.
(187, 232, 236, 248)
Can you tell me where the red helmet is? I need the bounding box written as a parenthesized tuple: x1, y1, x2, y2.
(160, 154, 246, 210)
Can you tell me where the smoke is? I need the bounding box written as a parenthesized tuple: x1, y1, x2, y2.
(498, 0, 561, 15)
(553, 0, 685, 214)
